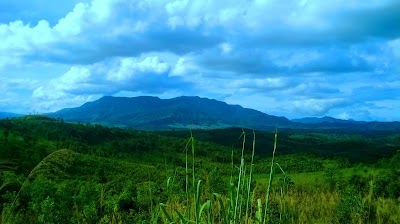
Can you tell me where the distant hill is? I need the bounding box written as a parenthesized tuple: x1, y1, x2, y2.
(48, 96, 292, 130)
(292, 116, 400, 132)
(47, 96, 400, 131)
(292, 116, 366, 124)
(0, 112, 23, 119)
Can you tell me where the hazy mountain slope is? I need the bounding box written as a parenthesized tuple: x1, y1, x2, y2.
(48, 96, 400, 131)
(49, 96, 292, 130)
(0, 112, 23, 119)
(292, 116, 366, 124)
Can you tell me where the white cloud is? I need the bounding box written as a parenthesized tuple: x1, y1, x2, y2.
(0, 0, 399, 121)
(170, 57, 196, 76)
(165, 0, 189, 14)
(30, 55, 186, 111)
(33, 94, 103, 112)
(388, 38, 400, 59)
(107, 56, 170, 81)
(292, 98, 347, 115)
(336, 112, 351, 120)
(0, 20, 54, 52)
(32, 66, 93, 100)
(54, 2, 88, 37)
(60, 67, 91, 85)
(219, 42, 232, 54)
(229, 78, 287, 90)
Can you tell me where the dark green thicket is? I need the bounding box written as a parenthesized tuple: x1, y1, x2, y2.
(158, 128, 398, 162)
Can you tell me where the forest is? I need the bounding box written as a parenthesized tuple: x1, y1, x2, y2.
(1, 115, 400, 223)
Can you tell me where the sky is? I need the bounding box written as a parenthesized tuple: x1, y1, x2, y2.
(0, 0, 399, 121)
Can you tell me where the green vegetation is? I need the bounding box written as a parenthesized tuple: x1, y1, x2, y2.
(0, 115, 400, 223)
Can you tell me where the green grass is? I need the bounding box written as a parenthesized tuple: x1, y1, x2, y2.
(159, 129, 283, 223)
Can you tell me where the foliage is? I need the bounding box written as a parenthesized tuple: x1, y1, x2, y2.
(0, 116, 399, 223)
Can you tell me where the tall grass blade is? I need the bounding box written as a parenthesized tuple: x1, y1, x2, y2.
(256, 198, 263, 224)
(263, 128, 278, 224)
(174, 208, 189, 223)
(195, 180, 202, 223)
(199, 200, 211, 223)
(160, 203, 174, 223)
(151, 205, 161, 224)
(234, 130, 246, 224)
(184, 132, 192, 218)
(245, 130, 256, 223)
(239, 165, 247, 220)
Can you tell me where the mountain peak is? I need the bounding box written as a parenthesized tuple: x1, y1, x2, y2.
(48, 96, 291, 130)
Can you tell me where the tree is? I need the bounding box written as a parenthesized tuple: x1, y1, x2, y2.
(3, 130, 9, 142)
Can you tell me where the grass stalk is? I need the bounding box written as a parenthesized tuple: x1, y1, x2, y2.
(230, 149, 234, 188)
(185, 144, 189, 217)
(263, 128, 278, 224)
(228, 148, 234, 220)
(245, 130, 256, 223)
(196, 180, 202, 223)
(256, 198, 262, 223)
(279, 187, 283, 221)
(239, 165, 247, 220)
(191, 130, 195, 190)
(234, 130, 246, 223)
(275, 162, 287, 222)
(184, 132, 193, 218)
(191, 131, 198, 222)
(160, 203, 173, 223)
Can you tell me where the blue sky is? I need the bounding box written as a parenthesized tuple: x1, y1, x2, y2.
(0, 0, 399, 121)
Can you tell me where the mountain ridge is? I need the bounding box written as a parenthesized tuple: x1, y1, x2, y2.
(292, 116, 366, 124)
(49, 96, 291, 130)
(0, 112, 23, 119)
(46, 96, 400, 131)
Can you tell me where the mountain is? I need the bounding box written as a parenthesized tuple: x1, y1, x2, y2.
(292, 116, 366, 124)
(0, 112, 23, 119)
(47, 96, 400, 131)
(292, 116, 400, 132)
(48, 96, 292, 130)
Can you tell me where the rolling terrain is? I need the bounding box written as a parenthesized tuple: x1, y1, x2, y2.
(1, 115, 399, 223)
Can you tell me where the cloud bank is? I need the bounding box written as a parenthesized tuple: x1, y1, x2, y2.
(0, 0, 399, 121)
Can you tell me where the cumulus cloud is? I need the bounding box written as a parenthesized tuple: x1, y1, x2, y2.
(31, 55, 192, 111)
(0, 0, 399, 120)
(0, 78, 40, 113)
(107, 57, 169, 81)
(292, 98, 348, 115)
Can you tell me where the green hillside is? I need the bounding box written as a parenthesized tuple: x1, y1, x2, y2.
(1, 116, 400, 223)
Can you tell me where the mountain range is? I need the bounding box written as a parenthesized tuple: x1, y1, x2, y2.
(42, 96, 400, 131)
(48, 96, 291, 130)
(292, 116, 366, 124)
(0, 112, 23, 119)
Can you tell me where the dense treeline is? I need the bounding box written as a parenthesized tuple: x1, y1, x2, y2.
(158, 128, 399, 162)
(0, 115, 399, 223)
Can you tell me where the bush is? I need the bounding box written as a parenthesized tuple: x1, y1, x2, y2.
(374, 170, 400, 198)
(336, 187, 367, 223)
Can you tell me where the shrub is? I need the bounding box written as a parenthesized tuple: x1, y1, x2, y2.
(336, 187, 367, 223)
